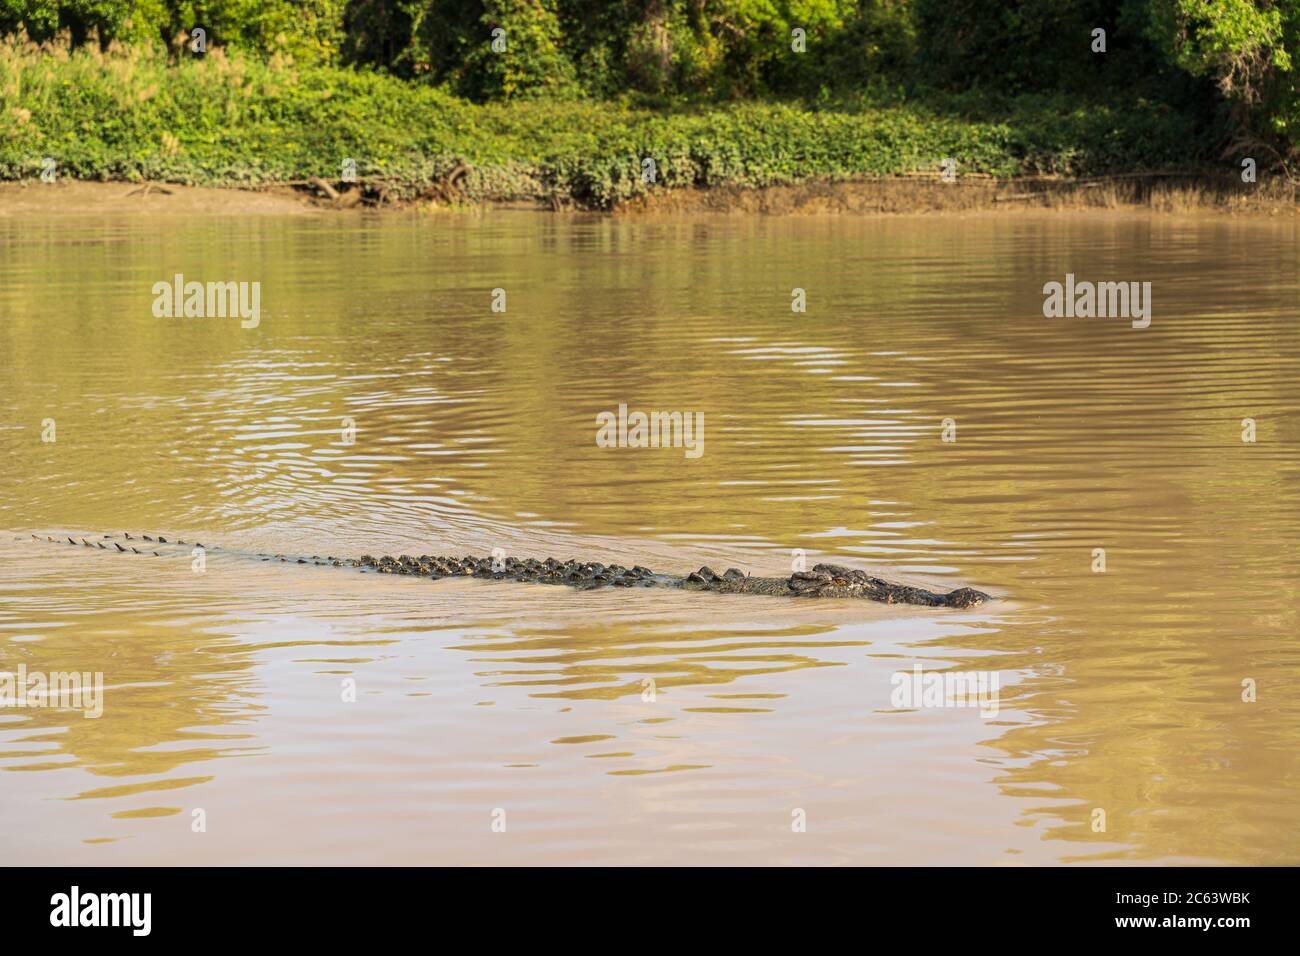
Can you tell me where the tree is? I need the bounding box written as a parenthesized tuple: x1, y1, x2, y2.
(1147, 0, 1290, 105)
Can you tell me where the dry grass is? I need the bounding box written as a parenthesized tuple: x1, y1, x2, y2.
(619, 175, 1300, 216)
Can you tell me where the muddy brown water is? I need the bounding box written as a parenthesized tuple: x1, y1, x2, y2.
(1, 208, 1296, 864)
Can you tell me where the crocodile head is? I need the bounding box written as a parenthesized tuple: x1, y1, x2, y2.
(793, 564, 991, 607)
(942, 587, 991, 609)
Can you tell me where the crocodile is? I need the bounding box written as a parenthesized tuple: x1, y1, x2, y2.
(24, 532, 992, 609)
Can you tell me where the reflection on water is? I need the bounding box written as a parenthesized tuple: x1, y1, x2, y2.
(0, 210, 1296, 864)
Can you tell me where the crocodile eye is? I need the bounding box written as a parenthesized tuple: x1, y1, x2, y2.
(833, 578, 848, 586)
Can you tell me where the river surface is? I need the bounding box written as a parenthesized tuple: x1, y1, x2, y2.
(1, 208, 1296, 865)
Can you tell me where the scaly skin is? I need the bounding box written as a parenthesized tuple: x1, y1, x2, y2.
(25, 533, 992, 609)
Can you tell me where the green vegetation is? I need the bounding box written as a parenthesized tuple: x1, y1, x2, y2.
(1, 2, 1297, 206)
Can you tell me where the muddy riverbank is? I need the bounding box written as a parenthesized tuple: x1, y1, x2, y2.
(6, 176, 1298, 218)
